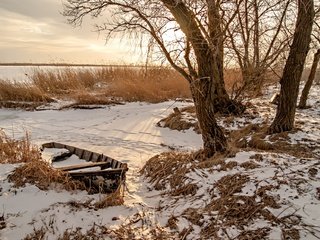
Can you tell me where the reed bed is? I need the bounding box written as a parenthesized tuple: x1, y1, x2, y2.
(0, 80, 52, 102)
(1, 66, 281, 107)
(30, 66, 191, 103)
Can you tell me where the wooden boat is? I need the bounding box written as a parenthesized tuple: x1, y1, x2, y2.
(41, 142, 128, 193)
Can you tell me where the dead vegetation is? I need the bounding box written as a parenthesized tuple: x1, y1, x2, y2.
(157, 106, 200, 133)
(94, 187, 124, 208)
(8, 160, 86, 192)
(158, 107, 318, 159)
(0, 130, 41, 164)
(229, 123, 318, 158)
(105, 212, 175, 240)
(1, 130, 125, 205)
(141, 152, 196, 195)
(1, 66, 265, 109)
(0, 130, 83, 192)
(142, 150, 318, 239)
(0, 80, 53, 103)
(1, 66, 192, 109)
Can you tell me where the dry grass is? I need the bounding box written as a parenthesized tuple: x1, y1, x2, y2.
(8, 160, 86, 192)
(157, 106, 198, 132)
(229, 124, 318, 158)
(94, 187, 124, 208)
(141, 152, 196, 195)
(1, 66, 191, 107)
(31, 66, 191, 103)
(23, 227, 47, 240)
(141, 151, 288, 239)
(0, 130, 84, 191)
(199, 172, 282, 239)
(0, 80, 52, 103)
(1, 66, 282, 107)
(0, 130, 42, 164)
(106, 212, 174, 240)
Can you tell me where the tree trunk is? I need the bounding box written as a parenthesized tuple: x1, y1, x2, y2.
(189, 51, 228, 156)
(162, 0, 229, 156)
(298, 49, 320, 108)
(191, 78, 227, 157)
(269, 0, 314, 133)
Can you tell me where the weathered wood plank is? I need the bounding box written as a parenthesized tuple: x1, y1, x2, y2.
(68, 168, 126, 178)
(41, 142, 127, 171)
(57, 161, 111, 171)
(91, 153, 101, 162)
(65, 145, 76, 154)
(83, 150, 93, 161)
(52, 151, 72, 162)
(74, 148, 84, 159)
(53, 142, 65, 149)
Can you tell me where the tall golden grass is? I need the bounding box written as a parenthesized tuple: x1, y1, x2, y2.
(29, 66, 192, 103)
(0, 80, 52, 102)
(0, 67, 192, 105)
(0, 130, 41, 164)
(0, 66, 280, 106)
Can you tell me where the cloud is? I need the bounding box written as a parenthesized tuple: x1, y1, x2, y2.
(0, 0, 140, 64)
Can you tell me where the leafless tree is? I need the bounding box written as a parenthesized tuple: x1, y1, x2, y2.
(269, 0, 314, 133)
(62, 0, 245, 157)
(225, 0, 294, 98)
(298, 9, 320, 108)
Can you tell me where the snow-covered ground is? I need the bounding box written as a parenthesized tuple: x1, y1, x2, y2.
(0, 81, 319, 239)
(0, 101, 201, 239)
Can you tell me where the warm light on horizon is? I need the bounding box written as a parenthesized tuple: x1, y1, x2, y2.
(0, 0, 144, 65)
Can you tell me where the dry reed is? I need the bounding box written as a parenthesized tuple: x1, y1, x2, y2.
(8, 160, 86, 191)
(30, 66, 191, 103)
(0, 80, 52, 103)
(94, 186, 124, 208)
(141, 152, 197, 195)
(1, 66, 191, 107)
(0, 130, 41, 164)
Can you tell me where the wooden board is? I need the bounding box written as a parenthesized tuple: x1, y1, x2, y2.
(57, 162, 111, 171)
(68, 168, 126, 179)
(41, 142, 128, 172)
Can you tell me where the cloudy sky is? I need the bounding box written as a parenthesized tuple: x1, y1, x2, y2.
(0, 0, 141, 64)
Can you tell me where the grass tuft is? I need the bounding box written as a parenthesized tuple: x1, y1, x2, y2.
(8, 160, 86, 192)
(0, 130, 41, 164)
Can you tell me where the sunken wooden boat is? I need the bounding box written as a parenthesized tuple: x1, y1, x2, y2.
(41, 142, 128, 193)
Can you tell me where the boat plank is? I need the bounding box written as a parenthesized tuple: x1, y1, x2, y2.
(57, 161, 112, 171)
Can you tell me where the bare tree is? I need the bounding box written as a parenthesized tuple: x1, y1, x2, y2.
(62, 0, 244, 157)
(298, 11, 320, 108)
(226, 0, 293, 98)
(269, 0, 314, 133)
(298, 49, 320, 108)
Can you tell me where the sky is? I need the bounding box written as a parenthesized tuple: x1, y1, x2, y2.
(0, 0, 142, 64)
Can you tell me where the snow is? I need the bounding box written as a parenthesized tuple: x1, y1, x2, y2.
(0, 68, 320, 239)
(0, 101, 202, 239)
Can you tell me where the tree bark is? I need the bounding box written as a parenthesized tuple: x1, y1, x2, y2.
(269, 0, 314, 133)
(298, 49, 320, 108)
(191, 78, 227, 157)
(161, 0, 228, 156)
